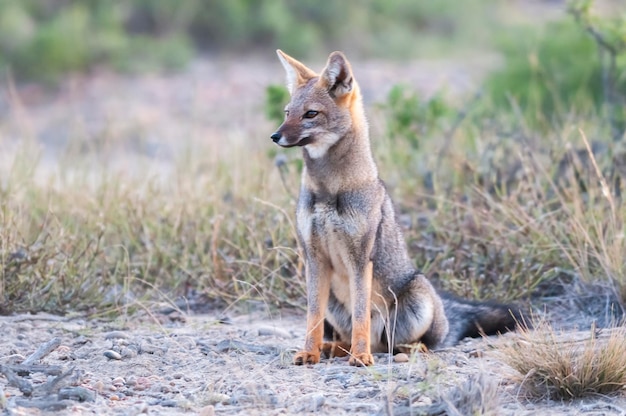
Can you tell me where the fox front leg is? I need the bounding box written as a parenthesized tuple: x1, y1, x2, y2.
(293, 260, 331, 365)
(348, 260, 374, 366)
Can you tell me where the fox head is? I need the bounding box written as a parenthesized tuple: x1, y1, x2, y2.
(270, 50, 365, 159)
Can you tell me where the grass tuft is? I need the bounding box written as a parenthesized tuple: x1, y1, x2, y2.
(499, 318, 626, 399)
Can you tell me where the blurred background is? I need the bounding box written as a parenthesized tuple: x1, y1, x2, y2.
(0, 0, 559, 80)
(0, 0, 625, 316)
(0, 0, 623, 160)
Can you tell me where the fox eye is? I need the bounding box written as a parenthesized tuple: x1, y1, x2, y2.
(284, 110, 289, 116)
(303, 110, 319, 119)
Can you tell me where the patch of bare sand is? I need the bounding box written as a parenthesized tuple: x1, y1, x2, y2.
(1, 309, 625, 415)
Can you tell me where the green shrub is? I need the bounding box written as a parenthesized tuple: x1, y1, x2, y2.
(381, 85, 453, 149)
(486, 21, 598, 121)
(0, 1, 195, 83)
(0, 0, 501, 83)
(8, 4, 91, 82)
(484, 14, 626, 128)
(111, 34, 194, 74)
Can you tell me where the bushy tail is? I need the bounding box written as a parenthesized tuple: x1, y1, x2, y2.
(440, 293, 526, 347)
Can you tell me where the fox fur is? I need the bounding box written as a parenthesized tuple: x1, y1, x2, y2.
(271, 50, 521, 366)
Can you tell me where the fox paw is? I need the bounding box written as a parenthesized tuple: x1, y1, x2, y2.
(293, 350, 320, 365)
(349, 352, 374, 367)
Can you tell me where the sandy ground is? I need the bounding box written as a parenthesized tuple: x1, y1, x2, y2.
(1, 55, 626, 414)
(1, 309, 626, 415)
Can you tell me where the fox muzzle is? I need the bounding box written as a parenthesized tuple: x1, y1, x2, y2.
(271, 126, 312, 148)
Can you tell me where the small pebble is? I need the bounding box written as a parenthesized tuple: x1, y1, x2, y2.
(133, 376, 151, 391)
(110, 394, 119, 401)
(120, 346, 138, 359)
(57, 345, 71, 353)
(104, 350, 122, 360)
(257, 326, 291, 338)
(136, 376, 150, 384)
(111, 377, 125, 387)
(56, 345, 72, 360)
(93, 381, 105, 393)
(104, 331, 130, 340)
(394, 353, 409, 363)
(160, 399, 177, 407)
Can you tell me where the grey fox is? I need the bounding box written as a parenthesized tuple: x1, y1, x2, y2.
(270, 50, 521, 366)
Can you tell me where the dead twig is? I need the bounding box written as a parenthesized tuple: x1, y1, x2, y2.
(14, 398, 74, 411)
(0, 365, 33, 396)
(32, 366, 77, 397)
(58, 386, 96, 402)
(5, 364, 63, 376)
(22, 337, 61, 366)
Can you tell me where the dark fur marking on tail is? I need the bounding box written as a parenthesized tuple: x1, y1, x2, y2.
(441, 292, 525, 345)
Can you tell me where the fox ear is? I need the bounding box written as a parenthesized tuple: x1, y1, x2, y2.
(319, 51, 353, 99)
(276, 49, 316, 95)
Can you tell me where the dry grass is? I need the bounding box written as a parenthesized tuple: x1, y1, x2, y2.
(0, 93, 304, 314)
(499, 318, 626, 399)
(370, 103, 626, 307)
(0, 61, 625, 318)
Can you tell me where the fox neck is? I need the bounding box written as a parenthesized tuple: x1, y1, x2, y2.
(301, 112, 378, 196)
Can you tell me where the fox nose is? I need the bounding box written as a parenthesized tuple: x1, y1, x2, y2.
(271, 132, 282, 143)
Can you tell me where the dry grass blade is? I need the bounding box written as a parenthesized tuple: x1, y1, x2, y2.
(499, 318, 626, 400)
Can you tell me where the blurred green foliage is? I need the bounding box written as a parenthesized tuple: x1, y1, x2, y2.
(483, 6, 626, 129)
(0, 0, 491, 83)
(382, 85, 453, 149)
(0, 1, 193, 83)
(485, 21, 600, 117)
(2, 0, 623, 135)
